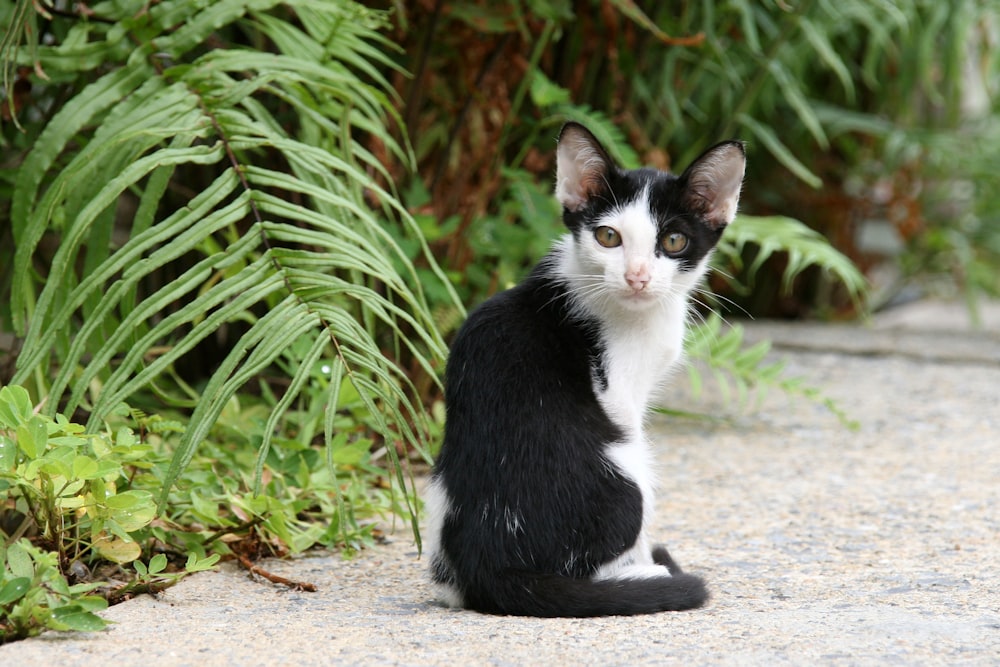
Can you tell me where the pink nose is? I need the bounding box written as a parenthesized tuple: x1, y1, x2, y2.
(626, 271, 650, 291)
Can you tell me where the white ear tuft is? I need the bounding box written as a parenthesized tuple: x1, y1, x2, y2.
(555, 123, 614, 212)
(682, 142, 746, 229)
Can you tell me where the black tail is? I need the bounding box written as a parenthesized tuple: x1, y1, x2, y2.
(652, 544, 685, 575)
(466, 570, 709, 618)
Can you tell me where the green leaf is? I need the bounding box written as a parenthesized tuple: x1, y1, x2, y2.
(736, 113, 823, 188)
(608, 0, 702, 45)
(331, 439, 372, 466)
(10, 62, 154, 320)
(0, 385, 34, 428)
(6, 541, 34, 579)
(730, 0, 762, 54)
(105, 490, 156, 532)
(152, 0, 285, 57)
(0, 435, 16, 470)
(148, 553, 168, 575)
(16, 416, 49, 460)
(185, 553, 222, 573)
(93, 534, 142, 564)
(49, 604, 108, 632)
(0, 577, 31, 605)
(72, 455, 100, 480)
(57, 478, 87, 499)
(766, 61, 829, 149)
(685, 314, 856, 428)
(104, 490, 151, 510)
(798, 17, 855, 104)
(253, 332, 328, 492)
(529, 70, 571, 107)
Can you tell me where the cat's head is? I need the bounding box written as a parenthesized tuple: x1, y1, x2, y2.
(554, 122, 745, 313)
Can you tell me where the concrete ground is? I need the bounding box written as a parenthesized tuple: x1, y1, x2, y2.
(3, 299, 999, 666)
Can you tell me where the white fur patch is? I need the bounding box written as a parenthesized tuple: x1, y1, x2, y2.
(597, 437, 659, 582)
(604, 439, 657, 510)
(596, 562, 671, 582)
(423, 477, 447, 560)
(423, 477, 464, 608)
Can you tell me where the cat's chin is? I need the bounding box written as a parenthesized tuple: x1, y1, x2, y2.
(617, 289, 661, 311)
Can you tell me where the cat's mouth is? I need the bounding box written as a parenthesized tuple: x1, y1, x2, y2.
(621, 288, 657, 306)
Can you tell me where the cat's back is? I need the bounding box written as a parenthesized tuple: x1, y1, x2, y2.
(446, 258, 596, 398)
(439, 254, 621, 470)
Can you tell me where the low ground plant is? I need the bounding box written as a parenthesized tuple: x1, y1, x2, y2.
(0, 377, 411, 643)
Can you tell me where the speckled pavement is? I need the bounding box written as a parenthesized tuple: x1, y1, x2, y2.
(3, 300, 999, 666)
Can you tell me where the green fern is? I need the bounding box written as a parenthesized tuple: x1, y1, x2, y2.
(677, 214, 868, 423)
(683, 314, 859, 429)
(525, 69, 641, 169)
(716, 214, 869, 308)
(3, 0, 458, 541)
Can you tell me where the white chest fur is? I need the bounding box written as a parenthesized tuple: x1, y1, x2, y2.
(593, 303, 687, 578)
(596, 303, 686, 437)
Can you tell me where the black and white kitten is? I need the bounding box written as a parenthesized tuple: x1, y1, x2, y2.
(425, 122, 745, 617)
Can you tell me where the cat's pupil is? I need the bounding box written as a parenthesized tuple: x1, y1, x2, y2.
(661, 232, 688, 255)
(594, 226, 622, 248)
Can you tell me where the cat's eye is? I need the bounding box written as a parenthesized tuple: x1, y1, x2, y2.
(661, 232, 688, 255)
(594, 226, 622, 248)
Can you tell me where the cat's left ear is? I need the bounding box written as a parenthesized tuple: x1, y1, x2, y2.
(555, 122, 616, 212)
(680, 141, 746, 230)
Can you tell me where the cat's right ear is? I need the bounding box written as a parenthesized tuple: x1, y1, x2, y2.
(680, 140, 746, 230)
(555, 123, 614, 212)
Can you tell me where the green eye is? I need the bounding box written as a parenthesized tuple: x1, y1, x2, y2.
(661, 232, 688, 255)
(594, 226, 622, 248)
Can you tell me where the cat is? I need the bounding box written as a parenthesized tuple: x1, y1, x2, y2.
(424, 122, 745, 617)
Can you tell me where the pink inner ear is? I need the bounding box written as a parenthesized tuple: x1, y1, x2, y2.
(687, 188, 738, 230)
(556, 127, 612, 212)
(683, 144, 745, 229)
(578, 171, 606, 201)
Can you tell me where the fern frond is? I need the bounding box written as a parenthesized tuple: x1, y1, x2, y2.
(717, 214, 869, 309)
(6, 1, 454, 517)
(684, 314, 858, 429)
(554, 103, 641, 169)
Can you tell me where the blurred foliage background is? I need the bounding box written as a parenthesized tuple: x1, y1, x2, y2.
(0, 0, 998, 640)
(378, 0, 999, 319)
